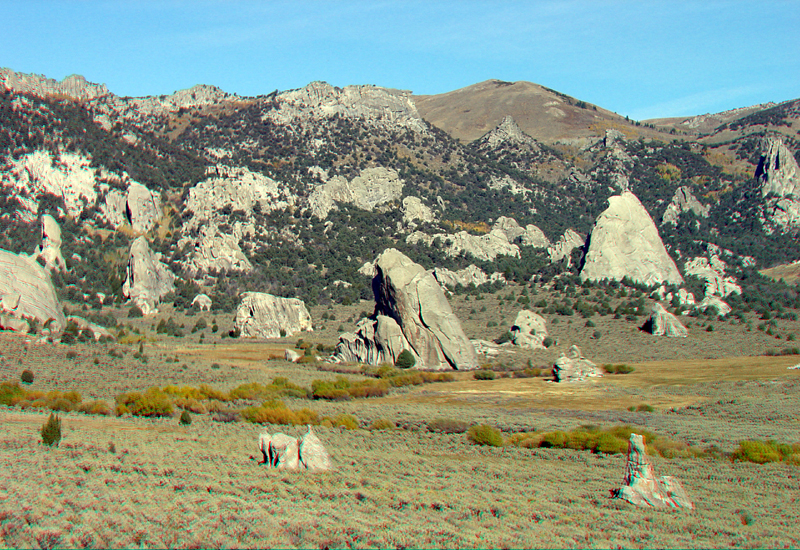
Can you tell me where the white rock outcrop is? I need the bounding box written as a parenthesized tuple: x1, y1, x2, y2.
(1, 69, 109, 100)
(494, 217, 550, 248)
(33, 215, 67, 272)
(102, 182, 162, 233)
(184, 225, 253, 274)
(662, 186, 710, 226)
(235, 292, 313, 339)
(757, 138, 800, 198)
(191, 294, 212, 311)
(402, 196, 435, 226)
(684, 255, 741, 298)
(308, 167, 404, 219)
(407, 229, 520, 262)
(0, 248, 65, 333)
(430, 265, 505, 290)
(756, 138, 800, 230)
(642, 304, 688, 337)
(553, 345, 602, 382)
(332, 249, 478, 370)
(510, 310, 548, 349)
(268, 81, 426, 133)
(581, 192, 683, 286)
(476, 115, 539, 149)
(547, 229, 584, 264)
(122, 237, 176, 315)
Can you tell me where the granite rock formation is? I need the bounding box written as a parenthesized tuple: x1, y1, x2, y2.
(259, 427, 332, 472)
(547, 229, 585, 264)
(235, 292, 313, 339)
(103, 181, 162, 233)
(614, 434, 693, 509)
(402, 196, 435, 226)
(308, 167, 404, 219)
(0, 248, 65, 333)
(642, 304, 688, 337)
(510, 310, 548, 349)
(581, 191, 683, 286)
(332, 249, 478, 370)
(122, 237, 176, 315)
(661, 186, 710, 226)
(553, 345, 602, 382)
(33, 215, 67, 272)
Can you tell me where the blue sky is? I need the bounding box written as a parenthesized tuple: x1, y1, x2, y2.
(2, 0, 798, 120)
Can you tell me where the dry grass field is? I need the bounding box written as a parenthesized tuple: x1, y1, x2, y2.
(1, 284, 800, 548)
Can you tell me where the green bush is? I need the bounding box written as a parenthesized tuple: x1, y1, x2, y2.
(128, 305, 143, 318)
(179, 410, 192, 426)
(20, 369, 34, 385)
(732, 440, 783, 464)
(467, 424, 504, 447)
(0, 382, 26, 406)
(603, 364, 635, 374)
(242, 399, 319, 425)
(116, 388, 174, 417)
(542, 336, 554, 348)
(369, 418, 396, 430)
(473, 369, 496, 381)
(395, 349, 416, 369)
(41, 413, 62, 447)
(328, 414, 359, 430)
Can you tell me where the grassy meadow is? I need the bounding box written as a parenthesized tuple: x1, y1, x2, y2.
(1, 283, 799, 548)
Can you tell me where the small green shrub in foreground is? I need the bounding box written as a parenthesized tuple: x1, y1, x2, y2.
(179, 410, 192, 426)
(20, 369, 34, 385)
(41, 413, 61, 447)
(369, 418, 396, 430)
(395, 349, 416, 369)
(427, 419, 470, 434)
(468, 425, 504, 447)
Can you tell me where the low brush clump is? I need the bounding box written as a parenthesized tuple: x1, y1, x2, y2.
(467, 424, 504, 447)
(241, 399, 320, 425)
(732, 440, 800, 465)
(508, 425, 702, 458)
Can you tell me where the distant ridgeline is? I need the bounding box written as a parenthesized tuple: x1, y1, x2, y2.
(1, 66, 799, 320)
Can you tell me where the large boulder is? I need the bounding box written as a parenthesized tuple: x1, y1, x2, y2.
(332, 249, 478, 370)
(122, 236, 176, 315)
(614, 434, 693, 509)
(642, 304, 688, 337)
(402, 196, 435, 226)
(258, 427, 332, 472)
(553, 345, 602, 382)
(298, 426, 332, 472)
(510, 310, 548, 349)
(191, 294, 212, 311)
(102, 181, 162, 233)
(0, 248, 65, 333)
(684, 255, 741, 298)
(235, 292, 313, 339)
(581, 191, 683, 286)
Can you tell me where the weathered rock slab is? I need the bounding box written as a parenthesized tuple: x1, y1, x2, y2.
(235, 292, 312, 339)
(642, 303, 688, 337)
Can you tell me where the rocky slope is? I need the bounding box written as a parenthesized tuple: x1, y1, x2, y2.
(0, 66, 799, 333)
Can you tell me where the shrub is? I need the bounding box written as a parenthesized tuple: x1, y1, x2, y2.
(542, 336, 554, 348)
(77, 400, 112, 416)
(330, 414, 359, 430)
(128, 305, 143, 318)
(467, 425, 504, 447)
(116, 388, 174, 418)
(241, 400, 319, 426)
(732, 440, 783, 464)
(41, 413, 62, 447)
(179, 410, 192, 426)
(395, 349, 416, 369)
(603, 364, 635, 374)
(473, 369, 496, 380)
(20, 369, 34, 385)
(540, 431, 568, 448)
(594, 432, 629, 454)
(636, 404, 655, 413)
(212, 410, 242, 423)
(0, 382, 27, 406)
(427, 419, 470, 434)
(369, 418, 396, 430)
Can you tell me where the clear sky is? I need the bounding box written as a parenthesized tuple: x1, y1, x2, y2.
(2, 0, 798, 120)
